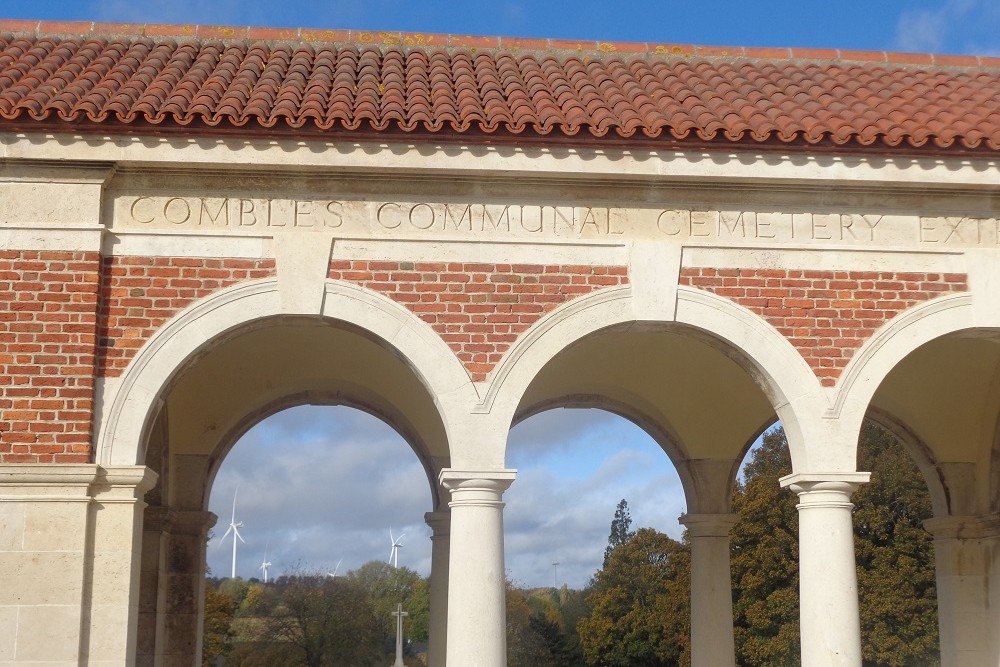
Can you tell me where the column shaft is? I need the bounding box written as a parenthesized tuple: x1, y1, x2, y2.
(680, 513, 738, 667)
(425, 510, 451, 667)
(440, 469, 515, 667)
(924, 514, 1000, 667)
(782, 473, 869, 667)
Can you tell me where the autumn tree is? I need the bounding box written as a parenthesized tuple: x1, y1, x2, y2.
(730, 424, 939, 666)
(579, 527, 691, 667)
(202, 581, 236, 666)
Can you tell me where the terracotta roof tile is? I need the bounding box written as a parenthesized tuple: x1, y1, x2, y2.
(0, 22, 998, 153)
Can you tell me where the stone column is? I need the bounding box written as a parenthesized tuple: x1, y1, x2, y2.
(84, 466, 158, 665)
(923, 513, 1000, 667)
(679, 512, 739, 667)
(439, 469, 516, 667)
(424, 509, 450, 667)
(160, 509, 216, 667)
(136, 507, 170, 667)
(781, 473, 869, 667)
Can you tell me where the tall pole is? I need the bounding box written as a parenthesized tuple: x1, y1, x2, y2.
(391, 603, 409, 667)
(552, 561, 559, 588)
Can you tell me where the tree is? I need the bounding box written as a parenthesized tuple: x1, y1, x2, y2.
(730, 425, 939, 667)
(604, 498, 636, 566)
(854, 422, 939, 666)
(227, 573, 381, 667)
(730, 428, 801, 666)
(348, 560, 430, 653)
(202, 581, 236, 666)
(579, 527, 691, 667)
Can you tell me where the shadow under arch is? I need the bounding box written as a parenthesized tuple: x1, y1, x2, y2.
(507, 317, 789, 514)
(96, 278, 472, 468)
(486, 285, 822, 472)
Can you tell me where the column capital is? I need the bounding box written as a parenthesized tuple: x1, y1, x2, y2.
(166, 509, 218, 536)
(424, 510, 451, 537)
(439, 469, 516, 501)
(679, 512, 739, 537)
(923, 513, 1000, 540)
(779, 472, 870, 503)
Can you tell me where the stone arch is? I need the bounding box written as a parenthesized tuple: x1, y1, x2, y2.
(486, 284, 822, 471)
(831, 293, 976, 422)
(96, 277, 475, 467)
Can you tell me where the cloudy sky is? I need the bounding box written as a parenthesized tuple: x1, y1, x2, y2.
(8, 0, 999, 588)
(207, 406, 687, 589)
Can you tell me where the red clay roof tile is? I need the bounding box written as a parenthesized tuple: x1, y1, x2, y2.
(0, 21, 998, 153)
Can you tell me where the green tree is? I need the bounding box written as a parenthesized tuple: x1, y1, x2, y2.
(730, 428, 801, 666)
(579, 527, 691, 667)
(854, 423, 939, 666)
(348, 560, 430, 656)
(730, 425, 939, 667)
(604, 498, 636, 566)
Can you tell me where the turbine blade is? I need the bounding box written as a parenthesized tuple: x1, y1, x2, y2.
(221, 525, 234, 541)
(234, 526, 245, 543)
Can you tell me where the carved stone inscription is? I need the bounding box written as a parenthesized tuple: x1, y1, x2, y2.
(116, 195, 1000, 247)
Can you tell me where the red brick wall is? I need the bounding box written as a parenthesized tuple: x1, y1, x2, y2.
(329, 260, 629, 381)
(97, 256, 276, 377)
(679, 268, 968, 386)
(0, 251, 101, 463)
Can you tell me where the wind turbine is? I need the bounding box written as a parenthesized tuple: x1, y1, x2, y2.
(388, 528, 405, 568)
(259, 541, 271, 584)
(327, 558, 344, 578)
(220, 488, 245, 579)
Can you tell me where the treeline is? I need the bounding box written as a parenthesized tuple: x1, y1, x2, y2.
(203, 561, 429, 666)
(204, 424, 940, 666)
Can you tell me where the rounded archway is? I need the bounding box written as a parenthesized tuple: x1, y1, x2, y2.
(127, 309, 451, 666)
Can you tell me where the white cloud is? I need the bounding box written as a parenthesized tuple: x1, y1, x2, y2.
(895, 0, 1000, 54)
(208, 406, 687, 589)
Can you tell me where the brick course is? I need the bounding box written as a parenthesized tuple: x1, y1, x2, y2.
(328, 260, 629, 381)
(97, 256, 276, 377)
(679, 268, 968, 386)
(0, 250, 101, 463)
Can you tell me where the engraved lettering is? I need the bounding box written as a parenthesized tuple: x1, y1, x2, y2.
(443, 204, 472, 231)
(239, 199, 257, 226)
(579, 207, 604, 235)
(718, 211, 746, 238)
(293, 200, 314, 227)
(919, 217, 938, 243)
(199, 198, 229, 226)
(553, 206, 575, 234)
(942, 216, 967, 243)
(324, 201, 344, 228)
(482, 205, 511, 232)
(811, 214, 835, 240)
(862, 214, 884, 240)
(409, 203, 435, 230)
(657, 209, 685, 236)
(130, 197, 155, 224)
(163, 197, 192, 225)
(756, 212, 779, 239)
(522, 206, 543, 233)
(376, 202, 402, 229)
(690, 210, 713, 237)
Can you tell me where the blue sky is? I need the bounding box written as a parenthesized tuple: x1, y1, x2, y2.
(4, 0, 1000, 55)
(6, 0, 998, 588)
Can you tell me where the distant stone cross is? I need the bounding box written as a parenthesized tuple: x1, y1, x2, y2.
(391, 603, 408, 667)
